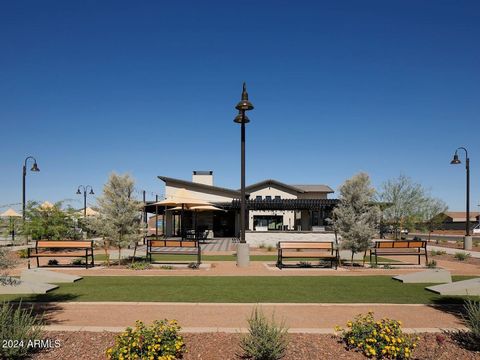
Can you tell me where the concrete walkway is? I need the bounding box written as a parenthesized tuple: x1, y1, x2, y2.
(32, 302, 468, 333)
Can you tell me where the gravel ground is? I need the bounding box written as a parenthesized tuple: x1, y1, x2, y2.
(431, 253, 480, 266)
(31, 331, 480, 360)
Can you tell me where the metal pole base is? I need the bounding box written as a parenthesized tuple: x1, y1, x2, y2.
(464, 236, 472, 251)
(236, 243, 250, 267)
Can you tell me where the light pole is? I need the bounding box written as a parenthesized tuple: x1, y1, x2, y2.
(234, 82, 254, 267)
(450, 147, 472, 250)
(76, 185, 95, 218)
(22, 156, 40, 220)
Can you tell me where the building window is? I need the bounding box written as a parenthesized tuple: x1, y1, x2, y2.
(265, 196, 272, 201)
(256, 195, 262, 201)
(274, 196, 281, 201)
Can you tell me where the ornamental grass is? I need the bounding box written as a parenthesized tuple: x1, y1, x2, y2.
(106, 320, 185, 360)
(335, 311, 418, 359)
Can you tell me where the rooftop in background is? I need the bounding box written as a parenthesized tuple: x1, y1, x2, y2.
(441, 211, 480, 222)
(243, 179, 334, 194)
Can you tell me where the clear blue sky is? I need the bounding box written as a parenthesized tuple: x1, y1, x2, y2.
(0, 0, 479, 211)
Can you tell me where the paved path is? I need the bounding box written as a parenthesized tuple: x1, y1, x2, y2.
(34, 302, 467, 333)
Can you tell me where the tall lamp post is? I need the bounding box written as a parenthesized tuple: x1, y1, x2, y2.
(76, 185, 95, 218)
(22, 156, 40, 220)
(234, 82, 254, 267)
(450, 147, 472, 250)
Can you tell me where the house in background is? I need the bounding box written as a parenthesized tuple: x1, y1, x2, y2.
(434, 211, 480, 231)
(145, 171, 338, 237)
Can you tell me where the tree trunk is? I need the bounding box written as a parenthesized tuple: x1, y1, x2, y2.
(118, 247, 121, 267)
(103, 238, 110, 267)
(351, 251, 354, 265)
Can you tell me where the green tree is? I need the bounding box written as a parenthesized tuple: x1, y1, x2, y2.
(92, 173, 143, 265)
(333, 173, 380, 264)
(22, 201, 78, 240)
(417, 197, 448, 241)
(378, 175, 426, 239)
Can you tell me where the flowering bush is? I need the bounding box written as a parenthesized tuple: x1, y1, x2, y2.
(334, 311, 418, 359)
(106, 320, 186, 360)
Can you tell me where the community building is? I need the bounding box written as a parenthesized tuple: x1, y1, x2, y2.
(145, 171, 338, 238)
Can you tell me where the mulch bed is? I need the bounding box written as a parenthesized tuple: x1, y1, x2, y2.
(426, 240, 480, 253)
(430, 253, 480, 266)
(31, 331, 480, 360)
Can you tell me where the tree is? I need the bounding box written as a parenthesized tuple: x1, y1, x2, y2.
(92, 173, 143, 265)
(0, 247, 18, 285)
(333, 173, 380, 264)
(378, 175, 426, 239)
(22, 201, 78, 240)
(417, 197, 448, 241)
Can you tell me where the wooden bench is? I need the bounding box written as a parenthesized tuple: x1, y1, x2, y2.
(277, 241, 338, 269)
(370, 240, 428, 265)
(146, 239, 201, 265)
(28, 240, 94, 269)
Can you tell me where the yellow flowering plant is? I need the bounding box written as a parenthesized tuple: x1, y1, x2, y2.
(334, 312, 418, 359)
(106, 320, 186, 360)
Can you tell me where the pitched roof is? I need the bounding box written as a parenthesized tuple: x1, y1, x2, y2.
(244, 179, 334, 194)
(243, 179, 305, 194)
(158, 176, 243, 197)
(443, 211, 480, 222)
(290, 184, 334, 193)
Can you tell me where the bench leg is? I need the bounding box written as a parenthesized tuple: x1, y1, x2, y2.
(425, 251, 428, 266)
(36, 256, 40, 268)
(91, 251, 95, 267)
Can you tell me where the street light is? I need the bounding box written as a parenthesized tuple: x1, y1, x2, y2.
(76, 185, 95, 218)
(22, 156, 40, 220)
(234, 82, 254, 267)
(450, 147, 472, 250)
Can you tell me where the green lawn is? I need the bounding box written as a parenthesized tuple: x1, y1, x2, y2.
(0, 276, 475, 303)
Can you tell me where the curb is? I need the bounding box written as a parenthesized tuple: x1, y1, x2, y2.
(42, 325, 469, 334)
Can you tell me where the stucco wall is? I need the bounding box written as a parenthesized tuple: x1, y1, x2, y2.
(165, 185, 234, 203)
(248, 185, 297, 230)
(245, 231, 335, 247)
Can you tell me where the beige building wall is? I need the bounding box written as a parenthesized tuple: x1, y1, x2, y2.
(248, 186, 297, 230)
(165, 185, 234, 203)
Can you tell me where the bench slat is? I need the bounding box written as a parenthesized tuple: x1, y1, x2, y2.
(279, 242, 333, 249)
(37, 241, 92, 248)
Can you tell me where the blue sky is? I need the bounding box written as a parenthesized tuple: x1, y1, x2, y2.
(0, 0, 479, 211)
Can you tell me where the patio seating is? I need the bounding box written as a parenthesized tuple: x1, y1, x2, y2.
(146, 239, 201, 265)
(277, 241, 338, 269)
(28, 240, 94, 269)
(370, 240, 428, 265)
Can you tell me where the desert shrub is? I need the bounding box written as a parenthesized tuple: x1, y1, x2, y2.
(266, 245, 274, 252)
(369, 263, 378, 269)
(0, 302, 43, 360)
(160, 265, 173, 270)
(258, 243, 266, 249)
(187, 262, 200, 269)
(17, 249, 29, 259)
(71, 258, 84, 266)
(47, 259, 58, 266)
(430, 250, 446, 256)
(335, 311, 418, 359)
(426, 260, 437, 268)
(106, 320, 185, 360)
(454, 252, 471, 261)
(239, 308, 288, 360)
(298, 261, 312, 268)
(126, 261, 152, 270)
(383, 264, 393, 269)
(462, 299, 480, 350)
